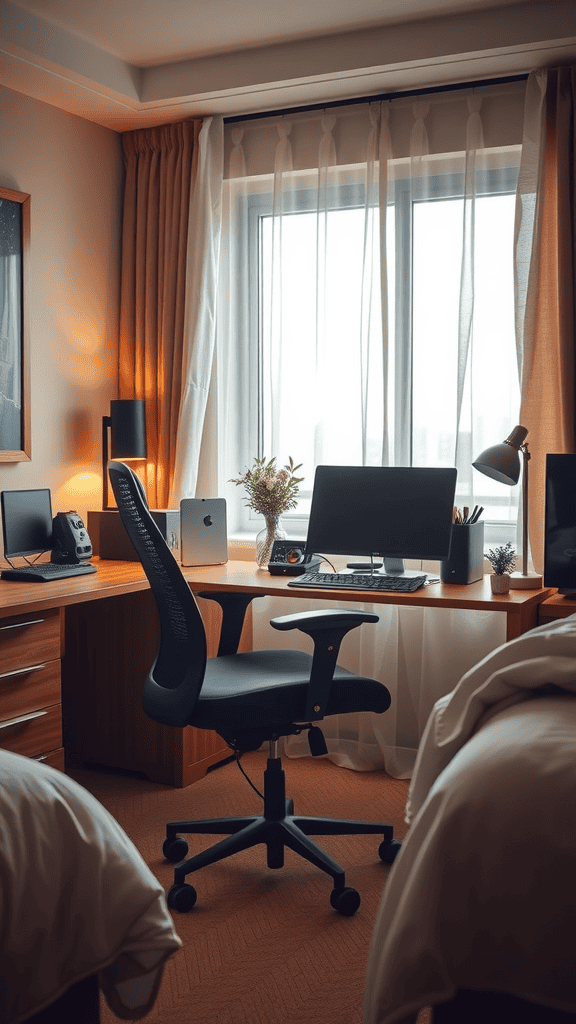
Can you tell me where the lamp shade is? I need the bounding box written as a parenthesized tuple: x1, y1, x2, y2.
(102, 400, 147, 510)
(110, 400, 147, 460)
(472, 425, 528, 486)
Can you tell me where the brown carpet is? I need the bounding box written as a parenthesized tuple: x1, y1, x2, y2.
(70, 753, 424, 1024)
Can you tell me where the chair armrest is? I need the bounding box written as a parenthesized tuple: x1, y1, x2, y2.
(197, 591, 262, 656)
(270, 608, 379, 632)
(271, 608, 379, 721)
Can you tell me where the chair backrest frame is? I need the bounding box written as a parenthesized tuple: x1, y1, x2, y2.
(108, 460, 207, 728)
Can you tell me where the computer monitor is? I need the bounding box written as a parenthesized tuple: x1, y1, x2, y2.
(305, 465, 457, 575)
(1, 489, 53, 559)
(544, 453, 576, 594)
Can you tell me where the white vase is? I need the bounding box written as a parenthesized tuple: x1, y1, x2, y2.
(255, 515, 287, 568)
(490, 573, 510, 595)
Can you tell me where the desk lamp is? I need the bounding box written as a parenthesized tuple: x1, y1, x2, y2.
(472, 424, 542, 589)
(102, 400, 147, 509)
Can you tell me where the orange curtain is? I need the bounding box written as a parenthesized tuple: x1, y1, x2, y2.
(119, 121, 202, 508)
(520, 67, 576, 572)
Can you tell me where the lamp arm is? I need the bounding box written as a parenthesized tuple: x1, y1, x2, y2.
(102, 416, 111, 510)
(521, 442, 530, 577)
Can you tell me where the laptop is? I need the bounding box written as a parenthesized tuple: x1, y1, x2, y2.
(180, 497, 228, 566)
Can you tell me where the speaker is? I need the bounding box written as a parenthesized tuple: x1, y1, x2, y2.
(544, 453, 576, 593)
(440, 521, 484, 585)
(88, 509, 180, 561)
(267, 539, 321, 575)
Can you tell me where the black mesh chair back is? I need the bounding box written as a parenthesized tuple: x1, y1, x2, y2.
(108, 460, 207, 727)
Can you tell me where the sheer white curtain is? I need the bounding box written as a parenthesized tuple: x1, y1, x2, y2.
(180, 83, 528, 777)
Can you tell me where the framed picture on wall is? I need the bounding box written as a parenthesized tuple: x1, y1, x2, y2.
(0, 186, 30, 462)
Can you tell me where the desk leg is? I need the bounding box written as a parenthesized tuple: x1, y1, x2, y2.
(506, 603, 540, 642)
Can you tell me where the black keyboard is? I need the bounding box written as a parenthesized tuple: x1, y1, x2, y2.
(1, 562, 97, 582)
(288, 571, 428, 592)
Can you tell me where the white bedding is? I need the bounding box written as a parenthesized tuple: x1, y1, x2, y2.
(363, 614, 576, 1024)
(0, 749, 182, 1023)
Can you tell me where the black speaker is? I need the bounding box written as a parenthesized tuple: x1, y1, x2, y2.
(87, 509, 179, 561)
(544, 453, 576, 593)
(267, 539, 321, 575)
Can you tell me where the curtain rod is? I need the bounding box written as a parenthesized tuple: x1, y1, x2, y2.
(223, 73, 528, 124)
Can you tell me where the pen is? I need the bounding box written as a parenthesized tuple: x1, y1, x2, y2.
(469, 506, 484, 524)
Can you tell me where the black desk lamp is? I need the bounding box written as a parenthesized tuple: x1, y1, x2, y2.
(102, 400, 147, 509)
(472, 424, 542, 589)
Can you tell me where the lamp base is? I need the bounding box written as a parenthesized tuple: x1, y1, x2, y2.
(508, 571, 543, 590)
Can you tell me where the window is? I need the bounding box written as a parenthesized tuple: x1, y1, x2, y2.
(224, 157, 521, 545)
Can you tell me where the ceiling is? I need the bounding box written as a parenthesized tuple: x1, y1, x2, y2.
(2, 0, 576, 130)
(3, 0, 538, 66)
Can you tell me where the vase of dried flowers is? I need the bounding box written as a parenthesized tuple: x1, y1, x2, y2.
(486, 542, 516, 594)
(230, 456, 303, 568)
(255, 516, 287, 568)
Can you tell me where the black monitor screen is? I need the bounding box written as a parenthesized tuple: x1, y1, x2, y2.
(1, 489, 53, 558)
(544, 454, 576, 592)
(305, 466, 457, 566)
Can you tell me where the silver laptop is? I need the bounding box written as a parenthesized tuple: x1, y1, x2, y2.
(180, 497, 228, 566)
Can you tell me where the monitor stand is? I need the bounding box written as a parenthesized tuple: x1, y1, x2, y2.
(382, 557, 429, 579)
(345, 556, 433, 581)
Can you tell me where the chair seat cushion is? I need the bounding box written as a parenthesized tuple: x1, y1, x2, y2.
(191, 649, 390, 734)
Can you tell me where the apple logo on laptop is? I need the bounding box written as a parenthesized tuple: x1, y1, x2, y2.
(203, 515, 213, 527)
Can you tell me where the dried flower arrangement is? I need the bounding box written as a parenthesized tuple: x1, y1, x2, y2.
(486, 542, 516, 576)
(230, 456, 303, 519)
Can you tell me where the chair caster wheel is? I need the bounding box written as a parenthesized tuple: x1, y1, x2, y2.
(330, 886, 361, 916)
(378, 838, 401, 864)
(167, 883, 197, 913)
(163, 837, 189, 862)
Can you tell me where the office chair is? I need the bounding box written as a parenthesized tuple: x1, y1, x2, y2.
(108, 461, 400, 916)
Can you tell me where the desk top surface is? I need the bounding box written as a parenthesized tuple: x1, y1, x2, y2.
(0, 556, 553, 619)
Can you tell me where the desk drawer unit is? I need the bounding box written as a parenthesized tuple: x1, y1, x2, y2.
(0, 610, 64, 770)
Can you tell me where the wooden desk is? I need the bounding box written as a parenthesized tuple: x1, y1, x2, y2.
(0, 560, 233, 786)
(0, 559, 553, 787)
(538, 591, 576, 624)
(182, 560, 553, 643)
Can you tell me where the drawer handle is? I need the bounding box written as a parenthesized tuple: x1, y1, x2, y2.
(0, 710, 48, 730)
(0, 618, 45, 632)
(0, 664, 47, 682)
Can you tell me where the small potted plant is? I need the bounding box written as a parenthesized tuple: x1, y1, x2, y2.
(486, 542, 516, 594)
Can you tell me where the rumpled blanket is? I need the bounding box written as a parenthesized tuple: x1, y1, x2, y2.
(0, 749, 182, 1023)
(363, 613, 576, 1024)
(407, 613, 576, 824)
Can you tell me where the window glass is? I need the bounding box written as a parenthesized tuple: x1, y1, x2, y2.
(225, 159, 520, 543)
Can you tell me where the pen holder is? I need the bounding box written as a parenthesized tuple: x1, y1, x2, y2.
(440, 521, 484, 585)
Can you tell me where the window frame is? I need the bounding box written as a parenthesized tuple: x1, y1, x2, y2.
(233, 160, 520, 537)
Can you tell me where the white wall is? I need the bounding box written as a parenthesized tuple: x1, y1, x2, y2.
(0, 86, 122, 541)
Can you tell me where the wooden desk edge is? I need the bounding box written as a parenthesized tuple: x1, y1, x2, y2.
(0, 559, 149, 618)
(0, 559, 553, 644)
(182, 563, 553, 642)
(538, 590, 576, 622)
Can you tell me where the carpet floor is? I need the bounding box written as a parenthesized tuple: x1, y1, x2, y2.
(70, 752, 423, 1024)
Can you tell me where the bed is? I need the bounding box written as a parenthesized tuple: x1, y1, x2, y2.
(0, 748, 182, 1023)
(363, 614, 576, 1024)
